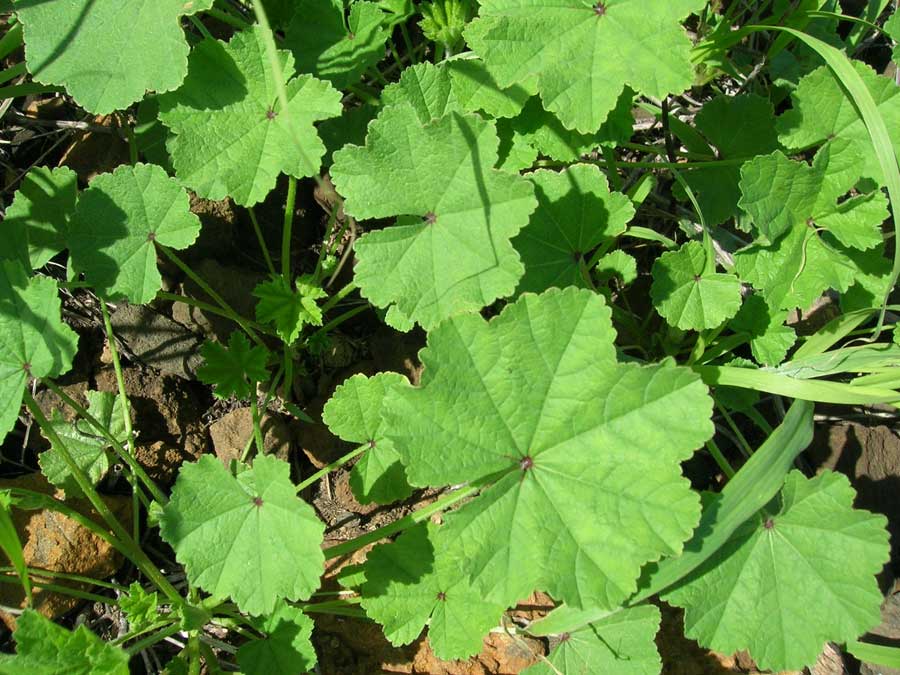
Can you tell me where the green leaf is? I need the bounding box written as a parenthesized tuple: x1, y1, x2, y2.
(737, 150, 820, 244)
(2, 166, 78, 270)
(323, 373, 413, 505)
(381, 62, 459, 123)
(12, 0, 214, 114)
(0, 261, 77, 441)
(665, 470, 890, 672)
(253, 274, 326, 344)
(513, 164, 634, 294)
(158, 27, 342, 206)
(360, 522, 505, 660)
(650, 241, 742, 331)
(69, 163, 201, 304)
(198, 332, 270, 401)
(523, 605, 662, 675)
(886, 10, 900, 61)
(237, 602, 317, 675)
(595, 250, 637, 286)
(331, 104, 537, 330)
(385, 287, 713, 609)
(729, 295, 796, 366)
(530, 400, 815, 637)
(420, 0, 477, 48)
(681, 94, 779, 226)
(465, 0, 706, 133)
(447, 58, 532, 119)
(160, 454, 325, 615)
(0, 609, 129, 674)
(777, 61, 900, 184)
(39, 390, 128, 496)
(284, 0, 390, 89)
(120, 582, 160, 634)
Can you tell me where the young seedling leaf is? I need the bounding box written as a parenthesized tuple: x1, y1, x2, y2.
(778, 61, 900, 184)
(522, 605, 662, 675)
(237, 602, 317, 675)
(158, 27, 342, 206)
(595, 250, 638, 286)
(665, 470, 890, 672)
(0, 608, 129, 674)
(385, 287, 713, 609)
(331, 104, 537, 329)
(2, 166, 77, 270)
(465, 0, 706, 133)
(160, 454, 325, 616)
(198, 332, 270, 400)
(651, 241, 742, 331)
(12, 0, 214, 114)
(253, 274, 326, 344)
(39, 390, 128, 497)
(322, 372, 413, 505)
(360, 522, 506, 660)
(284, 0, 390, 89)
(69, 163, 201, 304)
(514, 164, 634, 294)
(120, 582, 160, 634)
(0, 260, 77, 441)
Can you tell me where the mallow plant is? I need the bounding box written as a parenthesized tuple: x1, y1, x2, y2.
(0, 0, 899, 672)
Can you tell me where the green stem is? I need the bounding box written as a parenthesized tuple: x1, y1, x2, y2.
(188, 15, 214, 41)
(0, 62, 26, 87)
(716, 402, 754, 457)
(307, 304, 368, 342)
(248, 208, 278, 277)
(400, 23, 417, 62)
(282, 343, 294, 404)
(249, 393, 265, 458)
(323, 475, 501, 560)
(282, 176, 297, 282)
(295, 445, 367, 493)
(126, 622, 183, 656)
(601, 146, 622, 191)
(321, 280, 358, 314)
(0, 24, 23, 62)
(21, 394, 185, 607)
(157, 291, 273, 337)
(0, 82, 64, 100)
(240, 365, 285, 464)
(99, 299, 141, 540)
(705, 439, 736, 479)
(187, 633, 202, 675)
(156, 244, 265, 348)
(204, 6, 253, 30)
(0, 575, 112, 604)
(346, 84, 381, 106)
(314, 209, 347, 282)
(41, 379, 166, 505)
(0, 565, 128, 592)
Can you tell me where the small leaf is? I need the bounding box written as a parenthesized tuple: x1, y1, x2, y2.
(198, 332, 270, 400)
(651, 241, 742, 331)
(12, 0, 214, 114)
(120, 582, 160, 634)
(331, 104, 537, 329)
(0, 609, 129, 674)
(323, 373, 413, 505)
(284, 0, 390, 89)
(447, 59, 532, 119)
(0, 260, 78, 441)
(160, 454, 325, 615)
(69, 163, 201, 304)
(253, 274, 326, 344)
(729, 295, 796, 366)
(2, 166, 78, 270)
(237, 602, 317, 675)
(514, 164, 634, 294)
(523, 605, 662, 675)
(665, 470, 890, 672)
(39, 390, 129, 496)
(361, 522, 505, 660)
(158, 27, 342, 206)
